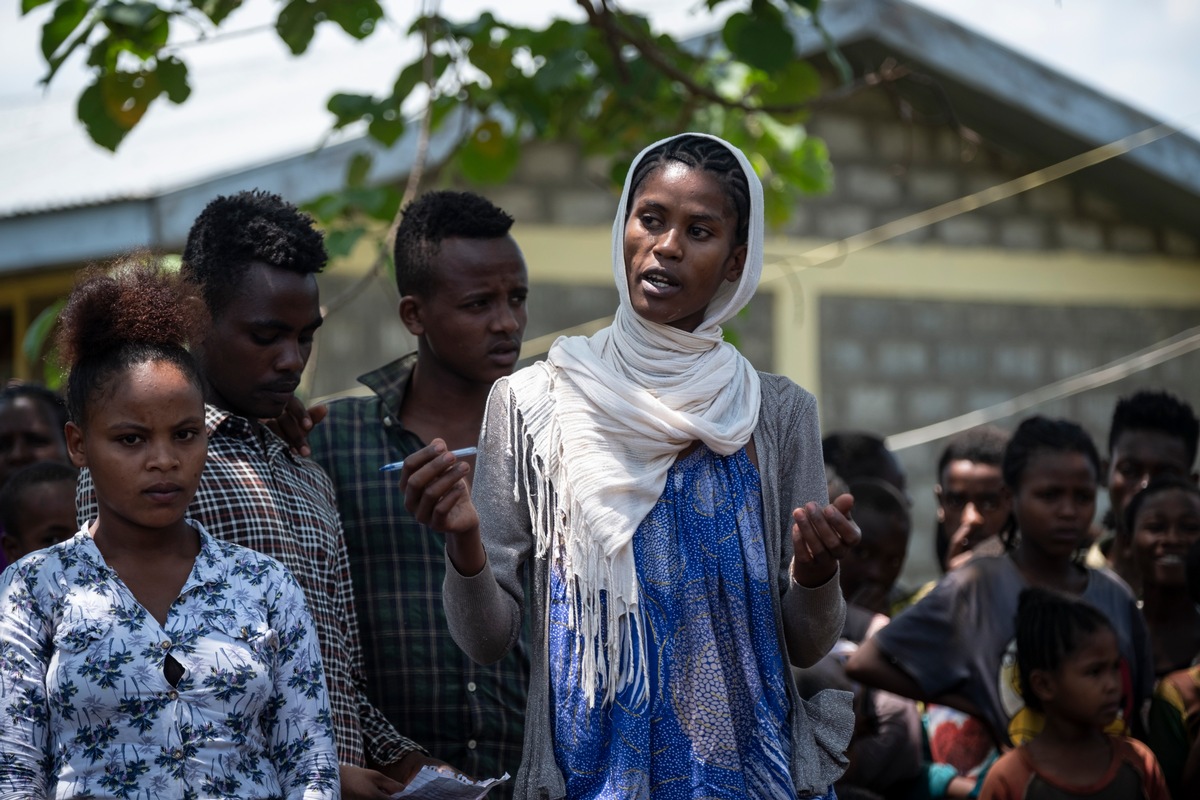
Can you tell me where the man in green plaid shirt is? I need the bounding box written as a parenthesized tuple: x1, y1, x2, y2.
(310, 191, 531, 794)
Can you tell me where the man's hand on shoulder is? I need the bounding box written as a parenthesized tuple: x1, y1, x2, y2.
(265, 395, 328, 456)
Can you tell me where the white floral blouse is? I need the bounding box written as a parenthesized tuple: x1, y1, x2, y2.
(0, 522, 339, 800)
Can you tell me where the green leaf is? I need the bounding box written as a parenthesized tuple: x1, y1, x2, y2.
(346, 152, 372, 187)
(327, 92, 378, 127)
(100, 1, 161, 29)
(722, 10, 795, 75)
(790, 134, 832, 194)
(325, 0, 383, 40)
(77, 80, 128, 151)
(190, 0, 242, 26)
(41, 0, 88, 61)
(77, 69, 164, 150)
(22, 299, 65, 370)
(457, 120, 520, 184)
(276, 0, 318, 55)
(156, 56, 190, 103)
(22, 0, 54, 14)
(367, 112, 405, 147)
(758, 59, 821, 108)
(302, 192, 349, 222)
(325, 226, 366, 260)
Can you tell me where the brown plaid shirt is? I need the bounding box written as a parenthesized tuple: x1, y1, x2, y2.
(78, 405, 420, 767)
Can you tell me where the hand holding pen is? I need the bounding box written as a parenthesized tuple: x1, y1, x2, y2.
(396, 439, 485, 575)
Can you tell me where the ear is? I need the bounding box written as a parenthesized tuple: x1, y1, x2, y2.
(1028, 668, 1056, 706)
(724, 243, 747, 283)
(399, 296, 424, 337)
(934, 484, 945, 523)
(65, 421, 88, 469)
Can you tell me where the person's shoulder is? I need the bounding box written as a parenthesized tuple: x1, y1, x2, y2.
(757, 371, 815, 406)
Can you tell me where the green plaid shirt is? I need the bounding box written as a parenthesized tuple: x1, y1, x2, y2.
(309, 354, 529, 788)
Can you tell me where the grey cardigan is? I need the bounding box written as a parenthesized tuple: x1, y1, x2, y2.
(444, 371, 854, 799)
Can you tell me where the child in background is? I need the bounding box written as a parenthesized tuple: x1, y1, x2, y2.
(847, 416, 1153, 786)
(0, 383, 71, 571)
(1147, 525, 1200, 798)
(980, 587, 1168, 800)
(1099, 390, 1199, 591)
(0, 460, 77, 563)
(839, 478, 911, 617)
(1129, 476, 1200, 677)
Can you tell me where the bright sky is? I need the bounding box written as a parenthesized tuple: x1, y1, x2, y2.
(1, 0, 1197, 214)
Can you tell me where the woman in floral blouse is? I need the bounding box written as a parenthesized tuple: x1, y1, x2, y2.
(0, 261, 339, 799)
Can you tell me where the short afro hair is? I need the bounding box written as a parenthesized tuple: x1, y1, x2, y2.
(393, 190, 514, 297)
(182, 189, 327, 317)
(1108, 390, 1199, 467)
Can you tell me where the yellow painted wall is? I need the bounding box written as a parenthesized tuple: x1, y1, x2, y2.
(0, 268, 77, 381)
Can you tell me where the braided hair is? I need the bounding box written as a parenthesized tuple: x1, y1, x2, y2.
(56, 257, 206, 427)
(1015, 587, 1113, 712)
(626, 135, 751, 247)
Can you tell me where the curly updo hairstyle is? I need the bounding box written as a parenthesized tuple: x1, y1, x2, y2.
(56, 257, 206, 427)
(626, 134, 751, 248)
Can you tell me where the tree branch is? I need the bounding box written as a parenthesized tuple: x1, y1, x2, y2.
(574, 0, 910, 116)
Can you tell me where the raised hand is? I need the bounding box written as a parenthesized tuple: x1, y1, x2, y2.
(791, 492, 861, 587)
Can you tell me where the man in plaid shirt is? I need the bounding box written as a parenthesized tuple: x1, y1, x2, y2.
(78, 190, 438, 798)
(308, 191, 531, 794)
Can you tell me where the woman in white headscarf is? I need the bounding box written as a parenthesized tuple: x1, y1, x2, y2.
(403, 133, 858, 799)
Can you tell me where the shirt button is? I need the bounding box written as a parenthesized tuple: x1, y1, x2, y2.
(160, 640, 171, 650)
(383, 416, 394, 427)
(467, 739, 477, 750)
(467, 682, 477, 692)
(168, 690, 179, 700)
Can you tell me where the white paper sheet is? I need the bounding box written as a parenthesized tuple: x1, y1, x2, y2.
(389, 766, 511, 799)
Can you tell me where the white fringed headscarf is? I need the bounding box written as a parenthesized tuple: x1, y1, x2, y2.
(505, 132, 765, 706)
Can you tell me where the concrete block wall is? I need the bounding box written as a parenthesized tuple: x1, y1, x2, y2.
(798, 91, 1200, 258)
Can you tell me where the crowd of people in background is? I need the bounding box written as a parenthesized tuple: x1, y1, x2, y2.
(0, 131, 1196, 800)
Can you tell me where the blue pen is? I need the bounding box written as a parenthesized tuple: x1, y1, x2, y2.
(379, 447, 478, 472)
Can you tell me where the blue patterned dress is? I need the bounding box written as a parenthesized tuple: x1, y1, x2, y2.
(549, 445, 798, 799)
